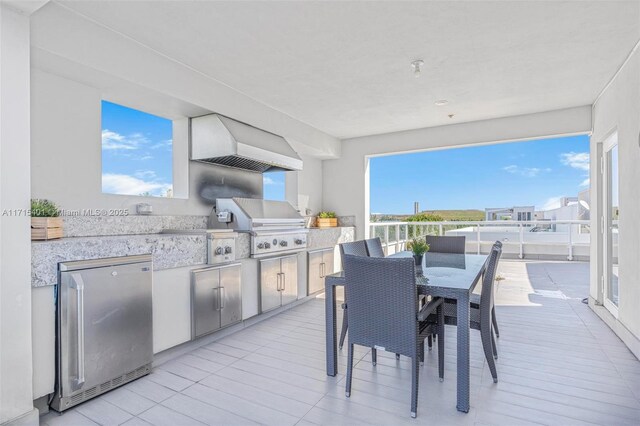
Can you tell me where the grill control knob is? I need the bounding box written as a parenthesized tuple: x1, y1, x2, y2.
(224, 246, 232, 254)
(294, 238, 304, 245)
(264, 242, 271, 249)
(215, 247, 223, 255)
(257, 242, 265, 249)
(280, 240, 288, 247)
(272, 239, 278, 245)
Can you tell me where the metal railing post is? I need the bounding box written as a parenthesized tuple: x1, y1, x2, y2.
(519, 223, 524, 259)
(568, 224, 573, 261)
(404, 224, 409, 249)
(384, 225, 389, 256)
(476, 222, 481, 254)
(395, 224, 400, 253)
(439, 223, 443, 236)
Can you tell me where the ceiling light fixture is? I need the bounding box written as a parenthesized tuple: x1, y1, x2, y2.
(434, 100, 448, 106)
(411, 60, 424, 78)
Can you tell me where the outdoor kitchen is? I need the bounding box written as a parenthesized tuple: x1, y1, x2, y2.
(29, 110, 355, 413)
(3, 2, 640, 425)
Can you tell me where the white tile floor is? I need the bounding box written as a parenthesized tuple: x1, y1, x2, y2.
(41, 260, 640, 425)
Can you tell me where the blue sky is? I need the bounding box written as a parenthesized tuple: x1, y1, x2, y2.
(101, 100, 174, 197)
(263, 171, 286, 200)
(370, 135, 590, 214)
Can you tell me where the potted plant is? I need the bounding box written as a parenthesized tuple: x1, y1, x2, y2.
(407, 238, 430, 265)
(31, 199, 63, 240)
(316, 211, 338, 228)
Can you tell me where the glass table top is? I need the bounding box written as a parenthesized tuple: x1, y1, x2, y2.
(327, 251, 488, 291)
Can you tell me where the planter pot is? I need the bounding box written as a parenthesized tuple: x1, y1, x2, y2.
(31, 217, 63, 240)
(316, 217, 338, 228)
(412, 254, 423, 266)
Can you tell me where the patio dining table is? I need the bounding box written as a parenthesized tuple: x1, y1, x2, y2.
(324, 251, 489, 413)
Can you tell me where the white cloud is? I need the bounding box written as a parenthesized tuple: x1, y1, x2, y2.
(580, 177, 590, 187)
(263, 176, 283, 186)
(134, 170, 157, 179)
(539, 196, 563, 211)
(102, 129, 149, 151)
(151, 139, 173, 150)
(560, 152, 590, 171)
(503, 165, 551, 177)
(102, 173, 171, 197)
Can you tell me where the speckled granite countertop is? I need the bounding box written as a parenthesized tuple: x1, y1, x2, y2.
(32, 234, 210, 287)
(307, 227, 355, 250)
(31, 224, 353, 287)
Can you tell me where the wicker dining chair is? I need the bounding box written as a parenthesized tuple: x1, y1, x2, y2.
(443, 242, 502, 383)
(364, 237, 385, 257)
(343, 254, 445, 418)
(338, 241, 369, 351)
(426, 235, 501, 339)
(426, 235, 466, 254)
(423, 235, 466, 349)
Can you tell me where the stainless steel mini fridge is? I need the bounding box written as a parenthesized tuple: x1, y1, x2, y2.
(51, 255, 153, 412)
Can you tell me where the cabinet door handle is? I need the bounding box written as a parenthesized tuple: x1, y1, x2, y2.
(276, 273, 282, 291)
(213, 288, 221, 311)
(70, 273, 85, 390)
(319, 262, 324, 278)
(281, 273, 286, 291)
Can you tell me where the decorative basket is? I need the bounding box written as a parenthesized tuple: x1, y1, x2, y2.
(316, 217, 338, 228)
(31, 217, 63, 240)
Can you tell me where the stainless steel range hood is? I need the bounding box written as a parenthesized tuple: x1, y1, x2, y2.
(191, 114, 303, 173)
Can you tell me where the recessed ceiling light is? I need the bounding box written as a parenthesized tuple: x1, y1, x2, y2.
(411, 60, 424, 78)
(434, 100, 448, 106)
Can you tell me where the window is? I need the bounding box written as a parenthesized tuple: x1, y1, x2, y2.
(101, 100, 174, 197)
(263, 171, 286, 201)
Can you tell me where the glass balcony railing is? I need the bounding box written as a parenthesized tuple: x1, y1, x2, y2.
(369, 220, 594, 261)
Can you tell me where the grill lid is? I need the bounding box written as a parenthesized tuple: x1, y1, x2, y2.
(212, 198, 305, 231)
(232, 198, 302, 220)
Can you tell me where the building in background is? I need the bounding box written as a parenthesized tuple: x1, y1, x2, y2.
(485, 206, 535, 221)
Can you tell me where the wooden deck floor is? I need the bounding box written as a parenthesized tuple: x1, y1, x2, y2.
(42, 260, 640, 425)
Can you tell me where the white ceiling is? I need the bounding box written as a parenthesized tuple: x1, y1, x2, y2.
(57, 0, 640, 139)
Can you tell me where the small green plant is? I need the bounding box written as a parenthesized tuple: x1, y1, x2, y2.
(30, 199, 60, 218)
(407, 238, 430, 256)
(318, 211, 336, 219)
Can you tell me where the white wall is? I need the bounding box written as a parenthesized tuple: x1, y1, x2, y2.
(30, 69, 217, 215)
(286, 153, 323, 215)
(322, 106, 592, 239)
(591, 42, 640, 356)
(0, 4, 36, 423)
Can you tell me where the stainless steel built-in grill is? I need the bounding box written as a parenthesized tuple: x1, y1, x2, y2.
(211, 198, 308, 258)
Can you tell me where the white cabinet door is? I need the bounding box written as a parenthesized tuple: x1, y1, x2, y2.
(308, 250, 324, 294)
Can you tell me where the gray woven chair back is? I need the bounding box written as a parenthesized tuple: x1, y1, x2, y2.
(481, 243, 502, 316)
(426, 235, 466, 254)
(339, 240, 369, 264)
(343, 254, 418, 357)
(365, 237, 385, 257)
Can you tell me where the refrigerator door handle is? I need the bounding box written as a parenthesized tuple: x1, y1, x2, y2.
(69, 273, 85, 389)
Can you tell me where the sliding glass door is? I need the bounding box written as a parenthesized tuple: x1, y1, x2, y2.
(603, 133, 619, 314)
